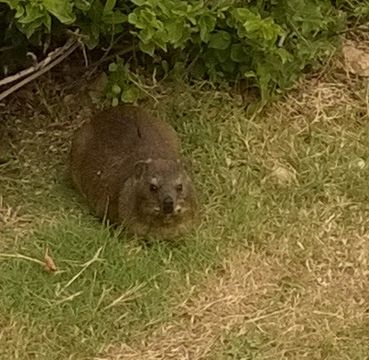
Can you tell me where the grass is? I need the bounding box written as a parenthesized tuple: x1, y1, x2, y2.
(1, 40, 369, 359)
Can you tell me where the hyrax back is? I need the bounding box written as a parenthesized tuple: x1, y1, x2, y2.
(70, 105, 197, 237)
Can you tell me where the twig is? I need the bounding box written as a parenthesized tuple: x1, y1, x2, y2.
(0, 253, 44, 266)
(55, 247, 103, 297)
(329, 24, 369, 38)
(128, 74, 159, 103)
(0, 45, 15, 53)
(80, 39, 89, 67)
(226, 308, 289, 323)
(53, 291, 83, 305)
(0, 41, 79, 103)
(0, 37, 77, 88)
(102, 282, 145, 311)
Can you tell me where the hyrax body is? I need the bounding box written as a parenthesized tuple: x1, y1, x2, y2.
(70, 105, 197, 237)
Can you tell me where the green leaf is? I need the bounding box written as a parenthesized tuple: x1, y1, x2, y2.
(139, 41, 155, 56)
(42, 0, 76, 24)
(166, 21, 183, 45)
(121, 86, 140, 103)
(128, 12, 138, 24)
(244, 71, 256, 79)
(276, 48, 293, 64)
(18, 4, 45, 24)
(221, 60, 235, 74)
(130, 0, 147, 5)
(81, 23, 100, 49)
(153, 34, 167, 52)
(161, 60, 169, 74)
(112, 84, 121, 95)
(244, 19, 262, 33)
(233, 8, 258, 23)
(156, 1, 171, 17)
(138, 28, 153, 43)
(208, 31, 231, 50)
(18, 16, 46, 38)
(198, 14, 216, 42)
(215, 48, 230, 63)
(44, 13, 51, 32)
(103, 0, 116, 15)
(128, 12, 146, 29)
(112, 97, 119, 107)
(74, 0, 90, 11)
(230, 43, 246, 63)
(14, 5, 25, 18)
(256, 63, 271, 100)
(108, 63, 118, 72)
(102, 11, 127, 24)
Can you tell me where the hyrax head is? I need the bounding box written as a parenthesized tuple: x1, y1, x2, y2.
(133, 158, 196, 222)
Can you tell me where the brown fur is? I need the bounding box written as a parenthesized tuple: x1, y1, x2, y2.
(69, 105, 198, 237)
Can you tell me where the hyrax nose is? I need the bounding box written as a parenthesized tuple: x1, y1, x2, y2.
(162, 196, 174, 214)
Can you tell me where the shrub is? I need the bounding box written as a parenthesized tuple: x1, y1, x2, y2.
(0, 0, 364, 103)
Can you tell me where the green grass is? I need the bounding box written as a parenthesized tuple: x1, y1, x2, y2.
(1, 66, 369, 358)
(0, 219, 215, 356)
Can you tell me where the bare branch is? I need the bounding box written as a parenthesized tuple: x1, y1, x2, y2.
(0, 41, 80, 103)
(0, 37, 78, 88)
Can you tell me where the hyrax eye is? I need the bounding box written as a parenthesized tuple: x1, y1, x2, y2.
(176, 184, 183, 192)
(150, 184, 158, 192)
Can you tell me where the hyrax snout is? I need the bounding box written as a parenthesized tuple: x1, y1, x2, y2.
(69, 105, 198, 237)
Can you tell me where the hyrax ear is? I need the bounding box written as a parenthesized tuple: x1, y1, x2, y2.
(134, 158, 152, 179)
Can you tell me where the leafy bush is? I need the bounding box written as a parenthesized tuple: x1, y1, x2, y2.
(0, 0, 362, 104)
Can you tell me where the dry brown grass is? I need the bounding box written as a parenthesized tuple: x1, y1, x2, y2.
(97, 230, 369, 359)
(0, 195, 34, 246)
(96, 251, 285, 360)
(97, 225, 369, 359)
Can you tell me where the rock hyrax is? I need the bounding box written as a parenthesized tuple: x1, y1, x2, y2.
(69, 105, 198, 237)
